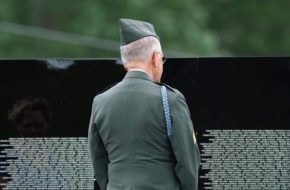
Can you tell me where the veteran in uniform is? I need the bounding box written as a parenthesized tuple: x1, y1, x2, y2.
(88, 18, 200, 190)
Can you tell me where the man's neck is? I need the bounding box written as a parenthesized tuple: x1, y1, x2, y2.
(125, 62, 154, 82)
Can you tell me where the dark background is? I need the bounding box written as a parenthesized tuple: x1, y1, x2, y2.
(1, 57, 290, 137)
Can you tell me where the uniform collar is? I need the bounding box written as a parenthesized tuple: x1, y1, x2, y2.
(124, 70, 152, 82)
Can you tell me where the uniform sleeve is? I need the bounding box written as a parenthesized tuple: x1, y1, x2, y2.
(88, 100, 109, 190)
(169, 93, 201, 190)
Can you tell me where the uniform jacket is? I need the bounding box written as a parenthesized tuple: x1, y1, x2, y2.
(88, 71, 200, 190)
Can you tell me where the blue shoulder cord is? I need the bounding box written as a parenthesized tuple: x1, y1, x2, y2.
(161, 86, 172, 137)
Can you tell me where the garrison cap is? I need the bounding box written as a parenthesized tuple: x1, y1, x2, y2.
(119, 18, 160, 46)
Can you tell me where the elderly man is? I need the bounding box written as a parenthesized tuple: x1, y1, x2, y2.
(88, 18, 200, 190)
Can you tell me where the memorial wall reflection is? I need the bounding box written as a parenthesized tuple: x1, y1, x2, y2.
(0, 58, 289, 189)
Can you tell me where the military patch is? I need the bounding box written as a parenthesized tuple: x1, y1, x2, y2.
(193, 131, 197, 144)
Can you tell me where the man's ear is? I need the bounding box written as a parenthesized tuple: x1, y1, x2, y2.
(123, 64, 128, 71)
(152, 51, 158, 68)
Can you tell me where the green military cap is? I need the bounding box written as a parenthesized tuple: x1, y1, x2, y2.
(119, 18, 160, 46)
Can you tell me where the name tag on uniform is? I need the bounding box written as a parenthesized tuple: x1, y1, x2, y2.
(193, 132, 197, 144)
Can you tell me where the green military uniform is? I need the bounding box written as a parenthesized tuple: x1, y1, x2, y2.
(88, 71, 200, 190)
(88, 18, 200, 190)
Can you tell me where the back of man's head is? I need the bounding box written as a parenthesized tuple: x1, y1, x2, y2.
(119, 18, 161, 65)
(120, 36, 161, 64)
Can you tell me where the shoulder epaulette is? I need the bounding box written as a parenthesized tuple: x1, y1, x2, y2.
(159, 83, 177, 93)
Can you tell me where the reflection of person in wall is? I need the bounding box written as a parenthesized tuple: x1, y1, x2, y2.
(4, 97, 54, 188)
(8, 96, 52, 137)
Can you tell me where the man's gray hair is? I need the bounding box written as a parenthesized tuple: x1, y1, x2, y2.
(120, 36, 161, 64)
